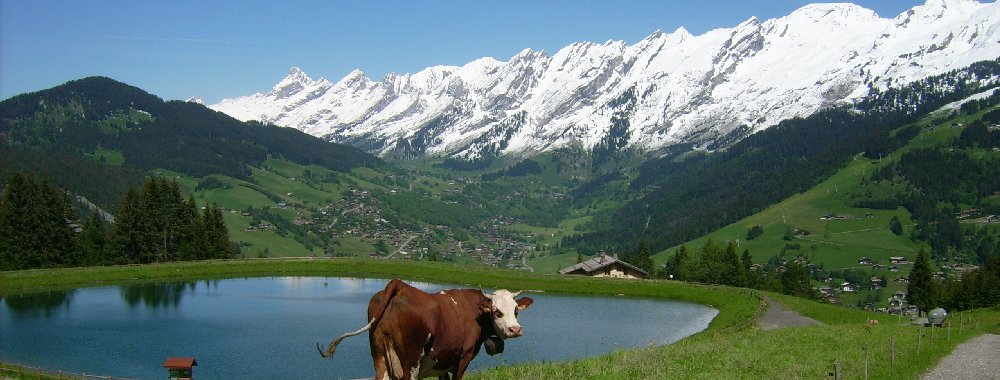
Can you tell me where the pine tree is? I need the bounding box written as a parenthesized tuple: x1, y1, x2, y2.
(113, 187, 145, 264)
(36, 177, 78, 267)
(890, 215, 903, 236)
(739, 249, 753, 287)
(907, 248, 937, 314)
(0, 173, 78, 269)
(666, 245, 689, 280)
(721, 241, 741, 286)
(780, 262, 816, 299)
(77, 212, 110, 266)
(0, 172, 31, 270)
(177, 195, 200, 261)
(199, 203, 234, 260)
(633, 240, 654, 277)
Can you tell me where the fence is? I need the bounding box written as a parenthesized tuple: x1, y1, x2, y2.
(828, 311, 989, 380)
(720, 289, 767, 333)
(0, 361, 139, 380)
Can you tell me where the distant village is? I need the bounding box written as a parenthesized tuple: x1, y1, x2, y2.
(231, 170, 539, 271)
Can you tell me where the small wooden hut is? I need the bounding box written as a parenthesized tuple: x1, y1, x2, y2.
(163, 357, 198, 380)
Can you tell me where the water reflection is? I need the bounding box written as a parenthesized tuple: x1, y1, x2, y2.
(3, 290, 75, 319)
(120, 282, 200, 309)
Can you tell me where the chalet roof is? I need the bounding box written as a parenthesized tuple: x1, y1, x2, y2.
(163, 357, 198, 370)
(559, 253, 648, 276)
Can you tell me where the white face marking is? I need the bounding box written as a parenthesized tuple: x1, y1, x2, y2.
(489, 289, 523, 339)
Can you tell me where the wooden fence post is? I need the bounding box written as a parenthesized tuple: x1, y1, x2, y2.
(891, 336, 896, 366)
(833, 362, 842, 380)
(863, 343, 869, 380)
(917, 328, 923, 354)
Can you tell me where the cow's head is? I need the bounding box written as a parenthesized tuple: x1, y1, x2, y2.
(480, 289, 533, 339)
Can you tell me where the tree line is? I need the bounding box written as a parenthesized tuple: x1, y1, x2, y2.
(0, 172, 234, 270)
(658, 240, 817, 299)
(907, 248, 1000, 313)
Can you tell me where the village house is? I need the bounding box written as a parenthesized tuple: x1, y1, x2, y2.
(870, 276, 883, 289)
(889, 256, 910, 265)
(559, 253, 649, 279)
(840, 282, 856, 292)
(858, 257, 873, 265)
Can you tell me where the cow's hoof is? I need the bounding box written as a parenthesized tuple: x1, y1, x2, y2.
(484, 336, 505, 355)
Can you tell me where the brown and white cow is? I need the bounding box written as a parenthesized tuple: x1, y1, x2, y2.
(318, 278, 534, 380)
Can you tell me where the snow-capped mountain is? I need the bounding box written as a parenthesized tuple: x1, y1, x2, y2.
(211, 0, 1000, 160)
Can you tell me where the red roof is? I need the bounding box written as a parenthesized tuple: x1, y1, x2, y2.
(163, 357, 198, 369)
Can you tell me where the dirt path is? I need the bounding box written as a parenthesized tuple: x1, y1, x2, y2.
(922, 333, 1000, 380)
(756, 297, 824, 330)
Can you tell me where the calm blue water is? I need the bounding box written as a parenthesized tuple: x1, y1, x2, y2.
(0, 277, 717, 379)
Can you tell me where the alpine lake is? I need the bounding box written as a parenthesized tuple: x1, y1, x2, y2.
(1, 277, 718, 379)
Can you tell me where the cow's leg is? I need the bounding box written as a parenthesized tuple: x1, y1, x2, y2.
(451, 353, 475, 380)
(370, 333, 390, 380)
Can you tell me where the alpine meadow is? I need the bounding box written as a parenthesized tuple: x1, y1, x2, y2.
(2, 0, 1000, 379)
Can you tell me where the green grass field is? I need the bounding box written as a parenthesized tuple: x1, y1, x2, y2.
(653, 156, 922, 269)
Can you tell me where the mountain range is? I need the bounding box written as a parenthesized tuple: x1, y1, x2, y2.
(211, 0, 1000, 160)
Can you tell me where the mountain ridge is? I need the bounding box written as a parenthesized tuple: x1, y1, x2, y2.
(1, 76, 383, 191)
(210, 0, 1000, 160)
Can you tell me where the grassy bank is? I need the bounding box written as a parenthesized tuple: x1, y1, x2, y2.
(2, 259, 998, 379)
(0, 258, 757, 333)
(476, 291, 1000, 379)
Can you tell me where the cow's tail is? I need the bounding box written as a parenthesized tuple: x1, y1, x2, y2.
(317, 279, 404, 358)
(316, 318, 375, 358)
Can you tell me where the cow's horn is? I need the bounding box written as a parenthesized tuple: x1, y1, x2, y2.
(511, 290, 523, 297)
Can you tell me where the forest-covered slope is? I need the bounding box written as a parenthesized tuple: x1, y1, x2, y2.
(567, 57, 1000, 255)
(0, 76, 384, 210)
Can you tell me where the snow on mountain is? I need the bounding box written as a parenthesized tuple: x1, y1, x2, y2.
(211, 0, 1000, 160)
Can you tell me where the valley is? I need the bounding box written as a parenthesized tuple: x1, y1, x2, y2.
(4, 1, 1000, 379)
(3, 57, 1000, 317)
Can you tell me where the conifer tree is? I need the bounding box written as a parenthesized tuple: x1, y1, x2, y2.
(780, 262, 816, 299)
(77, 212, 110, 266)
(0, 172, 31, 270)
(907, 248, 937, 314)
(199, 203, 234, 259)
(721, 241, 741, 286)
(0, 173, 78, 269)
(177, 195, 200, 261)
(113, 187, 145, 264)
(36, 177, 78, 267)
(890, 215, 903, 236)
(739, 248, 753, 287)
(631, 239, 654, 276)
(666, 245, 689, 280)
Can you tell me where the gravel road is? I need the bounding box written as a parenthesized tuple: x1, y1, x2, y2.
(757, 297, 824, 330)
(922, 333, 1000, 380)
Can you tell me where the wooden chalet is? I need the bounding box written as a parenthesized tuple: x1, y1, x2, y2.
(559, 253, 648, 279)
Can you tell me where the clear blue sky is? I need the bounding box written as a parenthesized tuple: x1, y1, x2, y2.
(1, 0, 926, 103)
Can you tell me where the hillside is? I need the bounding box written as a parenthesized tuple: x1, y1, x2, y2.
(569, 57, 1000, 256)
(643, 86, 1000, 309)
(0, 77, 382, 211)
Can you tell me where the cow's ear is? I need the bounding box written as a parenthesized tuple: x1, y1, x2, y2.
(516, 297, 534, 311)
(479, 296, 494, 313)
